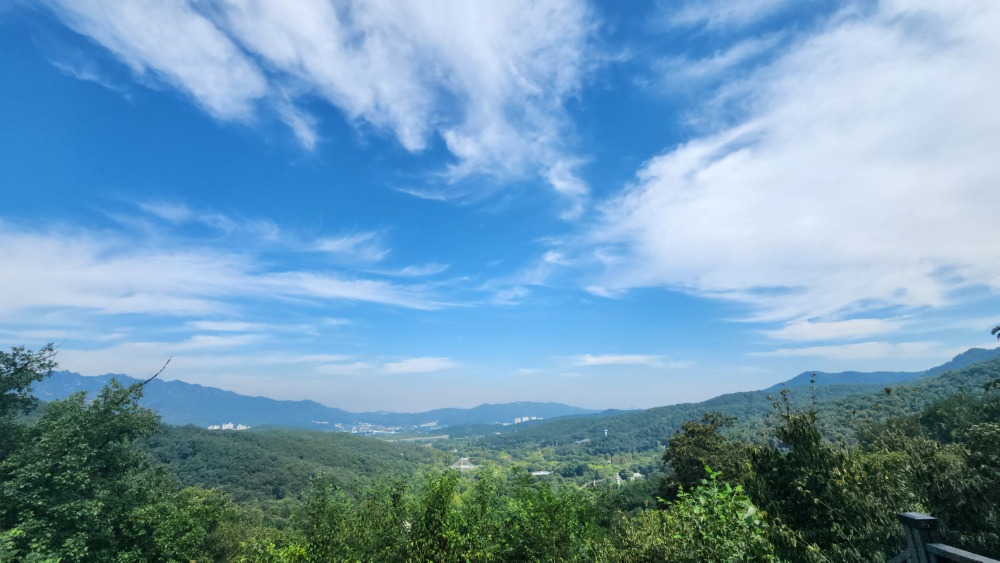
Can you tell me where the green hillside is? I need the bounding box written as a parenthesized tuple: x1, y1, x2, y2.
(476, 355, 1000, 456)
(772, 346, 1000, 389)
(143, 425, 445, 502)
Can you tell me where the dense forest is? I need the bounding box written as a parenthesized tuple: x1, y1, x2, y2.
(2, 343, 1000, 561)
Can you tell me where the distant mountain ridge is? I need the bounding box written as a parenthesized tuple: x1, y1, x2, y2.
(476, 346, 1000, 455)
(33, 347, 1000, 434)
(31, 372, 601, 430)
(767, 347, 1000, 390)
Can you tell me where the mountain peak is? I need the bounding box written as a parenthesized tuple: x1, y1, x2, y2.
(769, 346, 1000, 390)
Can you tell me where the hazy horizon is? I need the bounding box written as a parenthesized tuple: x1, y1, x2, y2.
(48, 344, 998, 413)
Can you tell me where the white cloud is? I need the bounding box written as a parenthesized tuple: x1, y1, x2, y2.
(186, 320, 266, 332)
(139, 202, 387, 262)
(49, 57, 131, 97)
(393, 187, 451, 202)
(43, 0, 267, 119)
(41, 0, 597, 206)
(573, 354, 689, 368)
(317, 356, 458, 376)
(138, 202, 281, 240)
(590, 2, 1000, 322)
(0, 221, 440, 318)
(53, 342, 359, 384)
(383, 357, 458, 374)
(389, 263, 451, 277)
(312, 232, 389, 263)
(293, 353, 354, 363)
(544, 160, 590, 219)
(184, 320, 332, 334)
(653, 34, 781, 90)
(763, 318, 903, 342)
(258, 271, 440, 310)
(664, 0, 794, 30)
(489, 286, 531, 306)
(178, 333, 264, 350)
(755, 340, 952, 361)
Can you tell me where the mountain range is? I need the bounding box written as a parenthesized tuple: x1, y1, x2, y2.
(765, 346, 1000, 390)
(32, 372, 603, 430)
(473, 346, 1000, 454)
(33, 347, 1000, 433)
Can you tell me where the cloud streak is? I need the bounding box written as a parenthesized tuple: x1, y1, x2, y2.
(663, 0, 794, 30)
(317, 356, 458, 376)
(763, 318, 904, 342)
(754, 340, 953, 361)
(43, 0, 267, 119)
(0, 216, 441, 319)
(572, 354, 689, 368)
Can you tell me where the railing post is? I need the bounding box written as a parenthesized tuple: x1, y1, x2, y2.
(897, 512, 939, 563)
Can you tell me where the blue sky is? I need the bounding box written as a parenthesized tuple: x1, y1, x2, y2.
(2, 0, 999, 411)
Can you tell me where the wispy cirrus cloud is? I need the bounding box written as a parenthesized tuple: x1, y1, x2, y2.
(186, 320, 269, 333)
(572, 354, 690, 368)
(42, 0, 267, 120)
(652, 34, 782, 93)
(384, 263, 451, 278)
(0, 217, 441, 318)
(312, 232, 390, 263)
(662, 0, 795, 30)
(54, 342, 356, 383)
(49, 56, 132, 98)
(753, 341, 955, 361)
(138, 201, 281, 239)
(588, 1, 1000, 325)
(40, 0, 598, 211)
(763, 318, 905, 342)
(383, 357, 459, 374)
(139, 201, 389, 263)
(317, 356, 458, 376)
(185, 319, 345, 334)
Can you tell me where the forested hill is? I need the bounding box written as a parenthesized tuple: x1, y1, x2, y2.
(142, 425, 443, 502)
(476, 351, 1000, 455)
(32, 371, 600, 429)
(769, 346, 1000, 389)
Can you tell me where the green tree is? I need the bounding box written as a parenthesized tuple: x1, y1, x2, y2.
(298, 480, 356, 562)
(748, 407, 909, 561)
(409, 470, 462, 561)
(459, 465, 516, 560)
(659, 412, 749, 500)
(614, 468, 777, 562)
(0, 344, 56, 460)
(0, 380, 159, 560)
(0, 352, 236, 561)
(0, 343, 56, 420)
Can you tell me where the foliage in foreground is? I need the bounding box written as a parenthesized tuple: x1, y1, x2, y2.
(0, 347, 237, 562)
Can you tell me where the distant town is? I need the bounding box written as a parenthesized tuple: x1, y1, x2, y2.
(206, 422, 251, 431)
(213, 415, 550, 435)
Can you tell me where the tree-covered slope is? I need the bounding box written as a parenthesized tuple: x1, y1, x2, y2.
(142, 425, 443, 502)
(478, 352, 1000, 456)
(477, 382, 882, 455)
(768, 346, 1000, 389)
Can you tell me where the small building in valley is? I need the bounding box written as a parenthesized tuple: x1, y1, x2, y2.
(449, 457, 478, 471)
